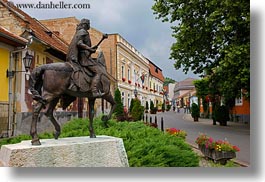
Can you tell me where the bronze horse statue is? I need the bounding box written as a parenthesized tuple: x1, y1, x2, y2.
(29, 35, 116, 145)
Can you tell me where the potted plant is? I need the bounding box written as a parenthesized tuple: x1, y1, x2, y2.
(191, 103, 200, 122)
(195, 134, 240, 164)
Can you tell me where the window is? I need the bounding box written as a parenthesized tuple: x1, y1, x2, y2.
(235, 91, 243, 106)
(235, 96, 243, 106)
(128, 68, 130, 80)
(121, 65, 124, 78)
(128, 94, 130, 108)
(121, 92, 125, 105)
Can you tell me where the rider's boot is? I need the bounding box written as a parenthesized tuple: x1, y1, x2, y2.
(91, 74, 104, 97)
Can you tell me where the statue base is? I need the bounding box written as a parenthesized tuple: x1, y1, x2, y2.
(0, 136, 129, 167)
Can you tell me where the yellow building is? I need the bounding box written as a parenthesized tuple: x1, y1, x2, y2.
(0, 26, 28, 137)
(0, 0, 69, 136)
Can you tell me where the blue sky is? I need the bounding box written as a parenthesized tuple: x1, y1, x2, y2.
(10, 0, 199, 81)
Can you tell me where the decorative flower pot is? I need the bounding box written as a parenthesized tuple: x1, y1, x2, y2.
(198, 145, 236, 165)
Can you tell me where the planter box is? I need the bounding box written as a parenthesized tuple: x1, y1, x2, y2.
(198, 145, 236, 165)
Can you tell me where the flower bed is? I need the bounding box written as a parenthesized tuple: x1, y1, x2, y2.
(166, 128, 187, 139)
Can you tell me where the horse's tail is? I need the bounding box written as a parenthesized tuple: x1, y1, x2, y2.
(29, 65, 46, 103)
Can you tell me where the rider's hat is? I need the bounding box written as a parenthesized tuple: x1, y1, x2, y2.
(80, 18, 90, 25)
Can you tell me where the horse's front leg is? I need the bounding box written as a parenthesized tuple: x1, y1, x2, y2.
(88, 98, 96, 138)
(30, 102, 44, 145)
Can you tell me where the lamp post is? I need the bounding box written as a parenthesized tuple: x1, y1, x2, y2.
(134, 88, 138, 98)
(6, 51, 33, 77)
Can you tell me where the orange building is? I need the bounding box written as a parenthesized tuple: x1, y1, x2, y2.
(231, 96, 250, 123)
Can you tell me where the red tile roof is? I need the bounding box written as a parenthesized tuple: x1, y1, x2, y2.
(0, 26, 28, 46)
(148, 60, 164, 82)
(0, 1, 68, 54)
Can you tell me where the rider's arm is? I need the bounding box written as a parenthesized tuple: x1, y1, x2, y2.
(77, 40, 96, 53)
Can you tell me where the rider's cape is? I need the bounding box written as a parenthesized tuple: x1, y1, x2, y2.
(66, 28, 90, 63)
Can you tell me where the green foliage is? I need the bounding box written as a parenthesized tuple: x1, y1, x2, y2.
(214, 105, 230, 125)
(131, 99, 144, 121)
(191, 103, 200, 118)
(129, 98, 135, 113)
(166, 104, 171, 111)
(193, 79, 210, 99)
(152, 0, 250, 99)
(114, 88, 124, 117)
(150, 100, 154, 110)
(150, 100, 157, 114)
(145, 101, 149, 111)
(92, 120, 199, 167)
(0, 118, 200, 167)
(163, 77, 176, 86)
(162, 102, 165, 112)
(0, 135, 31, 147)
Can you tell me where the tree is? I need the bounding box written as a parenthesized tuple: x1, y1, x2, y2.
(163, 77, 176, 86)
(131, 99, 144, 121)
(152, 0, 250, 99)
(114, 88, 124, 118)
(191, 103, 200, 122)
(129, 99, 135, 113)
(145, 101, 149, 112)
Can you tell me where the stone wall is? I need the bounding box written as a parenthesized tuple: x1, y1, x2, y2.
(14, 111, 78, 136)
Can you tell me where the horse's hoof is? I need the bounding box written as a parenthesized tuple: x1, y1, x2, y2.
(101, 115, 108, 121)
(90, 134, 96, 138)
(54, 131, 60, 140)
(31, 139, 41, 146)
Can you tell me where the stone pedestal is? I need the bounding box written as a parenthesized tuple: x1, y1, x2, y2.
(0, 136, 129, 167)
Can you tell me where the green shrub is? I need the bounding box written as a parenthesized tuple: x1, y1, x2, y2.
(62, 118, 199, 167)
(0, 117, 199, 167)
(114, 88, 124, 118)
(150, 100, 154, 110)
(145, 101, 149, 111)
(129, 98, 135, 113)
(191, 103, 200, 118)
(166, 104, 171, 111)
(214, 105, 230, 126)
(150, 101, 157, 114)
(131, 99, 144, 121)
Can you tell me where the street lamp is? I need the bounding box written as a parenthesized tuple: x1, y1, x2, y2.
(134, 88, 138, 98)
(6, 51, 33, 78)
(23, 51, 33, 72)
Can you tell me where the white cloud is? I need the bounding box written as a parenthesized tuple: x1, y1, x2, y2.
(10, 0, 199, 81)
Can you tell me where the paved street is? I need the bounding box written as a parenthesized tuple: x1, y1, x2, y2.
(145, 110, 250, 166)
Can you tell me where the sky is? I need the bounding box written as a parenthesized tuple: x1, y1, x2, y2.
(9, 0, 199, 81)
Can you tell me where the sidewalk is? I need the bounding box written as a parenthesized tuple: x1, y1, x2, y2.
(183, 114, 250, 132)
(183, 113, 250, 167)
